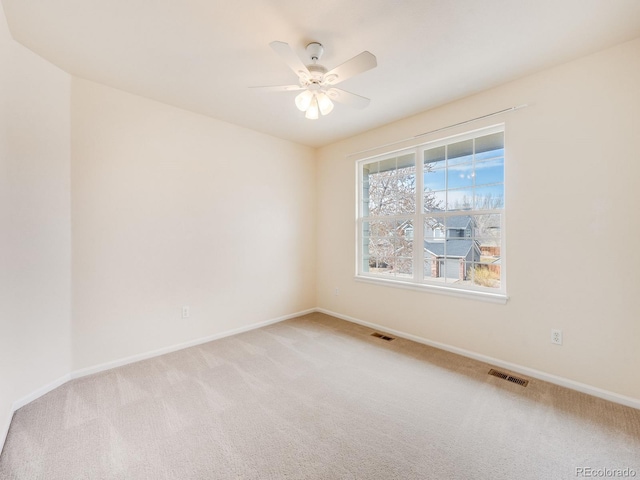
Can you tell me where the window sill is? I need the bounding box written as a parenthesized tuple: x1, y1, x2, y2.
(354, 275, 508, 304)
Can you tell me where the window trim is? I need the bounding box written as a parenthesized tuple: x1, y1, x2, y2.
(353, 275, 508, 304)
(355, 124, 507, 303)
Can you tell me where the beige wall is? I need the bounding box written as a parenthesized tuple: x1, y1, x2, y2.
(71, 79, 317, 370)
(0, 5, 72, 443)
(317, 38, 640, 400)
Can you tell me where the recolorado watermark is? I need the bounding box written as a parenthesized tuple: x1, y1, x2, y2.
(576, 467, 637, 477)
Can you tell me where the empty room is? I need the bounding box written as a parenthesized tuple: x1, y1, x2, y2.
(1, 1, 640, 478)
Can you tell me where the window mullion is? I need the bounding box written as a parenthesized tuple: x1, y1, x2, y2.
(414, 147, 424, 282)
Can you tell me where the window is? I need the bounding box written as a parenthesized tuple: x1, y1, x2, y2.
(357, 126, 505, 301)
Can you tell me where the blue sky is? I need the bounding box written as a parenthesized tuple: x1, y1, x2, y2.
(424, 147, 504, 210)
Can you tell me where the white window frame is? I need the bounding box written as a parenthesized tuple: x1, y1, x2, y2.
(355, 125, 507, 304)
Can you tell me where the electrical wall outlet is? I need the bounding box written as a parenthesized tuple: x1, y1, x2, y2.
(551, 329, 562, 345)
(334, 287, 340, 296)
(182, 306, 190, 319)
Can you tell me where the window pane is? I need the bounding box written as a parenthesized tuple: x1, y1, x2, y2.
(447, 188, 474, 211)
(361, 197, 371, 217)
(475, 132, 504, 157)
(424, 257, 451, 282)
(424, 160, 446, 191)
(475, 185, 504, 210)
(424, 153, 446, 213)
(472, 214, 501, 243)
(367, 172, 416, 215)
(447, 139, 473, 166)
(395, 153, 415, 171)
(363, 219, 413, 277)
(424, 145, 446, 164)
(424, 216, 445, 240)
(446, 215, 473, 238)
(393, 256, 414, 276)
(425, 190, 445, 213)
(447, 162, 474, 189)
(467, 262, 501, 289)
(433, 257, 466, 283)
(474, 157, 504, 187)
(363, 154, 416, 217)
(424, 216, 445, 281)
(476, 148, 504, 161)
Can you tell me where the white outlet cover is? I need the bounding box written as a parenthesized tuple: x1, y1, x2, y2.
(551, 329, 562, 345)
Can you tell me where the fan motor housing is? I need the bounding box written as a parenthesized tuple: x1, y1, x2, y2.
(307, 64, 327, 75)
(302, 64, 327, 85)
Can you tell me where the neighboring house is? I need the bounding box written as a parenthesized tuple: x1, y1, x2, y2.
(424, 215, 481, 280)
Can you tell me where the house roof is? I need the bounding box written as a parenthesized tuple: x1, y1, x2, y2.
(424, 239, 478, 258)
(446, 216, 473, 230)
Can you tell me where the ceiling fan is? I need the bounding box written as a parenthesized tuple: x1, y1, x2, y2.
(252, 41, 377, 120)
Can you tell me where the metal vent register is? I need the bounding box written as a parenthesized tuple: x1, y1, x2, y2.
(488, 369, 529, 387)
(371, 332, 395, 341)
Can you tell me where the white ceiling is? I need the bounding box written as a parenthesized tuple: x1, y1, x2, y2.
(3, 0, 640, 148)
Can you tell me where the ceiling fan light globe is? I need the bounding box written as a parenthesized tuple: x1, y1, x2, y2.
(295, 90, 314, 112)
(317, 92, 334, 116)
(305, 96, 319, 119)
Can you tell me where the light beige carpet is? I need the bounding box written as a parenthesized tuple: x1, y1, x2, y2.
(1, 312, 639, 479)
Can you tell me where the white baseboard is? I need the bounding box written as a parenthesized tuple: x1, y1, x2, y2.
(316, 308, 640, 411)
(70, 308, 316, 380)
(0, 308, 315, 454)
(11, 373, 72, 412)
(0, 414, 10, 458)
(1, 373, 71, 456)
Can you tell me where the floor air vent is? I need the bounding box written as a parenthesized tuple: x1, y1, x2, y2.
(488, 369, 529, 387)
(371, 332, 395, 341)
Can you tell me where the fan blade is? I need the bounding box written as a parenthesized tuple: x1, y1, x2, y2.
(250, 84, 304, 92)
(327, 88, 371, 109)
(324, 51, 377, 85)
(269, 41, 310, 79)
